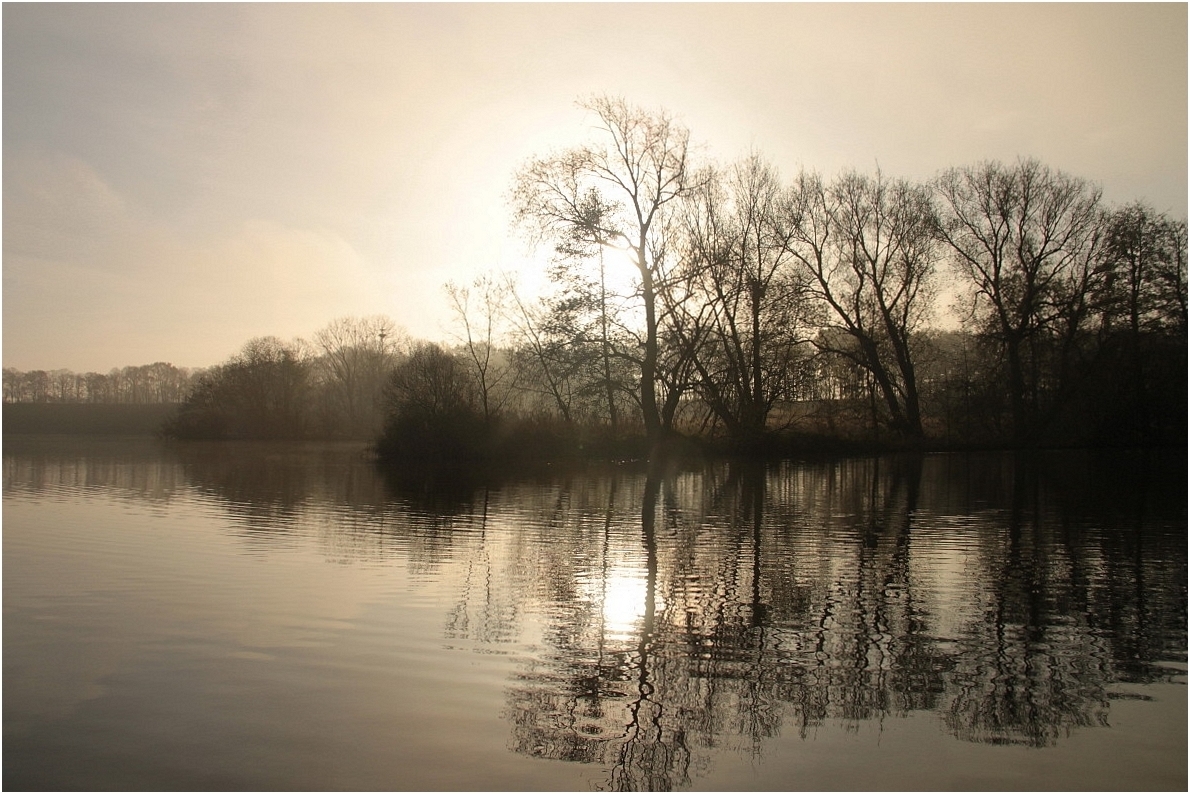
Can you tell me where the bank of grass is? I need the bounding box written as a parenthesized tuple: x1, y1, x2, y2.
(375, 413, 647, 466)
(2, 403, 181, 436)
(371, 410, 926, 475)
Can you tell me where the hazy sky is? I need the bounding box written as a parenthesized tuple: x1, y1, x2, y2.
(4, 3, 1186, 372)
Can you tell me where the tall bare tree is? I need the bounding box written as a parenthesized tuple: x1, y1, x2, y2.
(781, 169, 937, 439)
(934, 159, 1105, 443)
(505, 263, 635, 427)
(446, 274, 519, 424)
(513, 95, 698, 447)
(681, 155, 812, 442)
(1102, 203, 1188, 337)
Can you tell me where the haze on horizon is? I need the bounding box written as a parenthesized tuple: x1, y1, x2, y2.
(4, 3, 1186, 373)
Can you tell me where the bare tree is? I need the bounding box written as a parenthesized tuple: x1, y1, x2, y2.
(376, 342, 486, 462)
(1102, 203, 1188, 337)
(513, 95, 699, 448)
(445, 274, 519, 424)
(164, 337, 312, 439)
(681, 155, 813, 442)
(780, 169, 937, 439)
(1087, 203, 1189, 442)
(386, 342, 477, 417)
(506, 275, 589, 424)
(313, 315, 406, 437)
(2, 364, 198, 405)
(934, 159, 1105, 443)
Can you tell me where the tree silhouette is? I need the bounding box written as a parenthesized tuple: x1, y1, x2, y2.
(514, 95, 699, 450)
(680, 156, 813, 444)
(934, 159, 1106, 444)
(375, 342, 485, 462)
(163, 337, 311, 439)
(781, 169, 938, 440)
(311, 315, 405, 438)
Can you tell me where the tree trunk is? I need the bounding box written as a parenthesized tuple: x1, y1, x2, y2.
(600, 252, 618, 430)
(639, 256, 663, 444)
(1006, 338, 1029, 446)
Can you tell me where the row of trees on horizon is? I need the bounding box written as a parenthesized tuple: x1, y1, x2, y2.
(10, 96, 1186, 452)
(4, 316, 409, 441)
(3, 362, 204, 405)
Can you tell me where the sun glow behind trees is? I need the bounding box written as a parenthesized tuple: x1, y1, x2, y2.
(45, 92, 1185, 450)
(491, 95, 1188, 449)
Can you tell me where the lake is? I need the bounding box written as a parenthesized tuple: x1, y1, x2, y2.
(3, 436, 1185, 791)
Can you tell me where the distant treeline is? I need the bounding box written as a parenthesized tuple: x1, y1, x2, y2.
(4, 362, 204, 404)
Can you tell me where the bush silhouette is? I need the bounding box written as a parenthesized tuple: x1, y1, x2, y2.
(163, 337, 311, 439)
(376, 343, 488, 462)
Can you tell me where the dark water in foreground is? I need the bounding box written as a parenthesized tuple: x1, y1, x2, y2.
(3, 437, 1186, 791)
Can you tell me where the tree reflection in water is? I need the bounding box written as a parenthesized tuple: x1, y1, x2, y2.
(65, 443, 1178, 788)
(443, 453, 1186, 790)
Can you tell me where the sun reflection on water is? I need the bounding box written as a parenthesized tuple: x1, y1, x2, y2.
(589, 567, 660, 643)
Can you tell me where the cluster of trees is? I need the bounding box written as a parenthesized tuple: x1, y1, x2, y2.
(164, 316, 406, 440)
(420, 95, 1183, 454)
(3, 363, 203, 404)
(154, 96, 1186, 454)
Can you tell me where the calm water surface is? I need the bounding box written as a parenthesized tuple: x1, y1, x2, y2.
(4, 437, 1186, 790)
